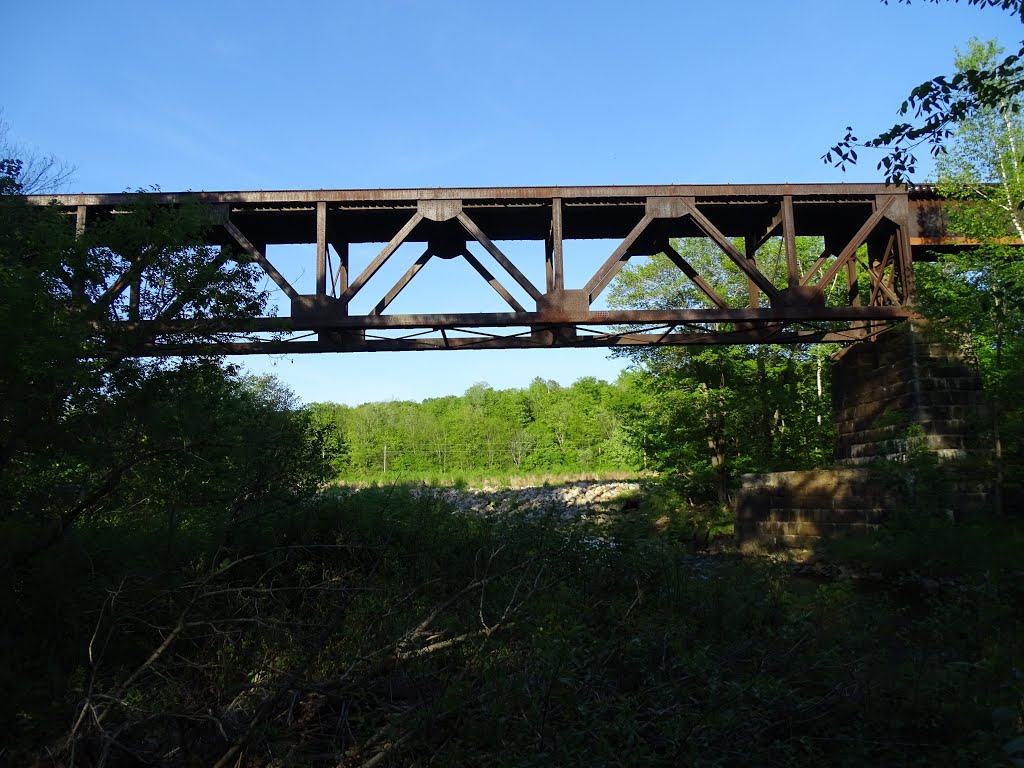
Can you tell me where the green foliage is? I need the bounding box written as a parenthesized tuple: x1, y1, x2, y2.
(935, 39, 1024, 239)
(306, 375, 638, 482)
(605, 237, 836, 503)
(0, 136, 332, 745)
(826, 2, 1024, 184)
(0, 169, 307, 557)
(914, 39, 1024, 509)
(825, 508, 1024, 575)
(600, 479, 736, 544)
(7, 488, 1020, 766)
(80, 193, 269, 330)
(0, 358, 332, 730)
(0, 163, 271, 494)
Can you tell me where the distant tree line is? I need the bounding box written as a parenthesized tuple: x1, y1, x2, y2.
(305, 376, 637, 479)
(304, 343, 838, 494)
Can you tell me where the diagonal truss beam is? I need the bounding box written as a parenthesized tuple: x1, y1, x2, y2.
(812, 196, 896, 300)
(858, 254, 902, 305)
(462, 249, 527, 312)
(679, 199, 782, 301)
(584, 214, 655, 303)
(661, 241, 730, 309)
(95, 250, 154, 312)
(341, 211, 425, 304)
(223, 219, 300, 301)
(370, 247, 431, 316)
(156, 250, 231, 321)
(799, 249, 831, 287)
(750, 208, 784, 255)
(457, 211, 542, 302)
(330, 241, 349, 299)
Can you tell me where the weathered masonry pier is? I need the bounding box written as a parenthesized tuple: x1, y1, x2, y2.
(28, 183, 960, 356)
(735, 324, 992, 548)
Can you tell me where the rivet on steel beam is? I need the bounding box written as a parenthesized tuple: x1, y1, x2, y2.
(419, 199, 463, 221)
(645, 197, 689, 219)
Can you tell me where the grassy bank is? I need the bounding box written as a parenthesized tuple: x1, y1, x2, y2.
(4, 485, 1023, 766)
(334, 469, 647, 489)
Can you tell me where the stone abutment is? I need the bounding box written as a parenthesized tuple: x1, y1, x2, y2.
(735, 324, 991, 548)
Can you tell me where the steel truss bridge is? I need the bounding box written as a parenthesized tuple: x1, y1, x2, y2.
(30, 183, 964, 355)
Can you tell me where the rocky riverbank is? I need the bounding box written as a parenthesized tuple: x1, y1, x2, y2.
(408, 479, 644, 526)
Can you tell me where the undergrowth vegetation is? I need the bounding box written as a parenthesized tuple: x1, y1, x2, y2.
(823, 509, 1024, 578)
(5, 485, 1022, 767)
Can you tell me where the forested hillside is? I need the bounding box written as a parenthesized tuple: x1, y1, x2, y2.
(305, 377, 637, 481)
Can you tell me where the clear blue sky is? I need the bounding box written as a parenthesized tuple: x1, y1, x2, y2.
(4, 0, 1020, 405)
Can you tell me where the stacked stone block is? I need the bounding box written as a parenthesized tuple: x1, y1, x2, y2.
(734, 325, 992, 548)
(832, 326, 986, 465)
(734, 469, 895, 549)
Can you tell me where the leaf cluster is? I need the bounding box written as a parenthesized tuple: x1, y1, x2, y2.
(825, 0, 1024, 183)
(0, 135, 330, 592)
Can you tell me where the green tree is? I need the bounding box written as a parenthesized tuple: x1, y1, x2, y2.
(0, 133, 323, 563)
(309, 375, 639, 481)
(0, 159, 269, 478)
(0, 127, 336, 740)
(607, 238, 835, 503)
(916, 38, 1024, 512)
(305, 401, 351, 475)
(936, 39, 1024, 237)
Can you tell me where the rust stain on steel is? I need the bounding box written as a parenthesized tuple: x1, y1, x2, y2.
(28, 183, 992, 357)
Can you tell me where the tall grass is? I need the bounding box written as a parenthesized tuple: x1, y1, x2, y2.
(5, 485, 1023, 767)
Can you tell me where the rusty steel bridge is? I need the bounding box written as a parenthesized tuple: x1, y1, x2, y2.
(30, 183, 967, 355)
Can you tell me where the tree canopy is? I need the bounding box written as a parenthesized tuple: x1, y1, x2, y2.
(605, 237, 836, 503)
(908, 37, 1024, 510)
(0, 136, 328, 568)
(306, 375, 636, 481)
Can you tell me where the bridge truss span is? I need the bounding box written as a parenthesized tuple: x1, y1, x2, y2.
(31, 183, 938, 355)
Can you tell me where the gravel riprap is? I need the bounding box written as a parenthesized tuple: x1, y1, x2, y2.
(375, 480, 645, 526)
